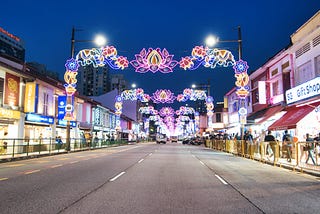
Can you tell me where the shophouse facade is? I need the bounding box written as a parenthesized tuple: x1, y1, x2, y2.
(268, 11, 320, 140)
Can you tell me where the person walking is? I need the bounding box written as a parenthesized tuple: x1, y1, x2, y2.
(282, 130, 292, 162)
(264, 131, 275, 159)
(305, 133, 316, 165)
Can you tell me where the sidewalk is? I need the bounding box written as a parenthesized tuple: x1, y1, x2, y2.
(251, 153, 320, 177)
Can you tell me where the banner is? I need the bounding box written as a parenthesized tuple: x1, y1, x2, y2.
(4, 73, 20, 106)
(24, 82, 36, 112)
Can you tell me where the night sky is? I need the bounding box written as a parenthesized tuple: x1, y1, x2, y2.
(1, 0, 319, 102)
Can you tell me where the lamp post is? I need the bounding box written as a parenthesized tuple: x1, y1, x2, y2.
(65, 27, 106, 151)
(205, 26, 246, 139)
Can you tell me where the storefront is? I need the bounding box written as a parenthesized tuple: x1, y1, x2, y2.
(268, 101, 320, 140)
(24, 113, 54, 142)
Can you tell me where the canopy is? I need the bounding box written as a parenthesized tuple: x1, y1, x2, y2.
(268, 104, 317, 131)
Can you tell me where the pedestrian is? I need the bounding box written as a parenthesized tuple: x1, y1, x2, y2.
(56, 136, 63, 150)
(264, 131, 275, 159)
(305, 133, 316, 165)
(1, 132, 8, 154)
(282, 130, 292, 162)
(244, 130, 254, 156)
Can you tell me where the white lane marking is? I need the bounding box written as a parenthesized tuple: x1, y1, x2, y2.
(215, 174, 228, 185)
(24, 169, 41, 175)
(50, 164, 63, 168)
(149, 153, 153, 156)
(199, 161, 205, 166)
(192, 155, 195, 158)
(138, 159, 144, 163)
(0, 178, 8, 181)
(110, 172, 126, 182)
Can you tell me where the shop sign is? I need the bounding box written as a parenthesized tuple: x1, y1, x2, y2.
(93, 126, 104, 131)
(26, 113, 54, 124)
(4, 73, 20, 106)
(286, 77, 320, 104)
(258, 81, 266, 104)
(24, 82, 37, 113)
(58, 119, 76, 127)
(0, 107, 20, 119)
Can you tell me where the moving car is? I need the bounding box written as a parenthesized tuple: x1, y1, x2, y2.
(170, 136, 178, 143)
(156, 134, 167, 144)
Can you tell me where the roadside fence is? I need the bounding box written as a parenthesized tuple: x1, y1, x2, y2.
(0, 137, 137, 161)
(205, 139, 320, 172)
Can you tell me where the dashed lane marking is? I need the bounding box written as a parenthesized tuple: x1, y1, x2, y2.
(7, 164, 25, 167)
(0, 178, 8, 181)
(70, 161, 79, 164)
(50, 164, 63, 168)
(138, 159, 144, 163)
(24, 169, 40, 175)
(215, 174, 228, 185)
(110, 172, 126, 182)
(199, 161, 205, 166)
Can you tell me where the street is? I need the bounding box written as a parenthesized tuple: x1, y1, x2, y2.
(0, 143, 319, 214)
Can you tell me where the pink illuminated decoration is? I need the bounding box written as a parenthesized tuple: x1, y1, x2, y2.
(130, 48, 178, 73)
(139, 106, 158, 115)
(151, 89, 176, 104)
(76, 46, 129, 69)
(233, 60, 250, 99)
(176, 106, 195, 115)
(179, 46, 235, 70)
(121, 88, 150, 102)
(159, 107, 175, 117)
(177, 88, 207, 102)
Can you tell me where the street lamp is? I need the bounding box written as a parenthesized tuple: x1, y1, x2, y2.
(65, 27, 107, 151)
(205, 26, 242, 60)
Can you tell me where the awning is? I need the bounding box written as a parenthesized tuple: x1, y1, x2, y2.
(268, 104, 316, 131)
(247, 105, 284, 125)
(257, 105, 284, 124)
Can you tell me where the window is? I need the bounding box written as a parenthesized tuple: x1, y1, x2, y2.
(0, 78, 3, 106)
(315, 55, 320, 77)
(43, 92, 49, 115)
(272, 81, 280, 96)
(296, 61, 313, 85)
(216, 113, 221, 122)
(271, 68, 278, 77)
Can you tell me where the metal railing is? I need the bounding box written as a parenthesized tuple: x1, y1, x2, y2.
(0, 137, 136, 161)
(205, 139, 320, 172)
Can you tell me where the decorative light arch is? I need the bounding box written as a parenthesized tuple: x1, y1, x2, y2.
(64, 44, 249, 134)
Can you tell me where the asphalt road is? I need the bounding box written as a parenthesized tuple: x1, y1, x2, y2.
(0, 143, 319, 214)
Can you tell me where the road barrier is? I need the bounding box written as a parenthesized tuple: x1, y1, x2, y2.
(206, 139, 320, 173)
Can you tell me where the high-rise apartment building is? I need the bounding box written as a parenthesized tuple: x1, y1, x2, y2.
(77, 65, 110, 96)
(0, 26, 25, 61)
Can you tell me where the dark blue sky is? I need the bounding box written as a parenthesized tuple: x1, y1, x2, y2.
(1, 0, 319, 102)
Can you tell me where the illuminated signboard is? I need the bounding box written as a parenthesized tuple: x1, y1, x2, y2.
(286, 77, 320, 104)
(0, 108, 20, 119)
(26, 113, 54, 124)
(58, 120, 76, 127)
